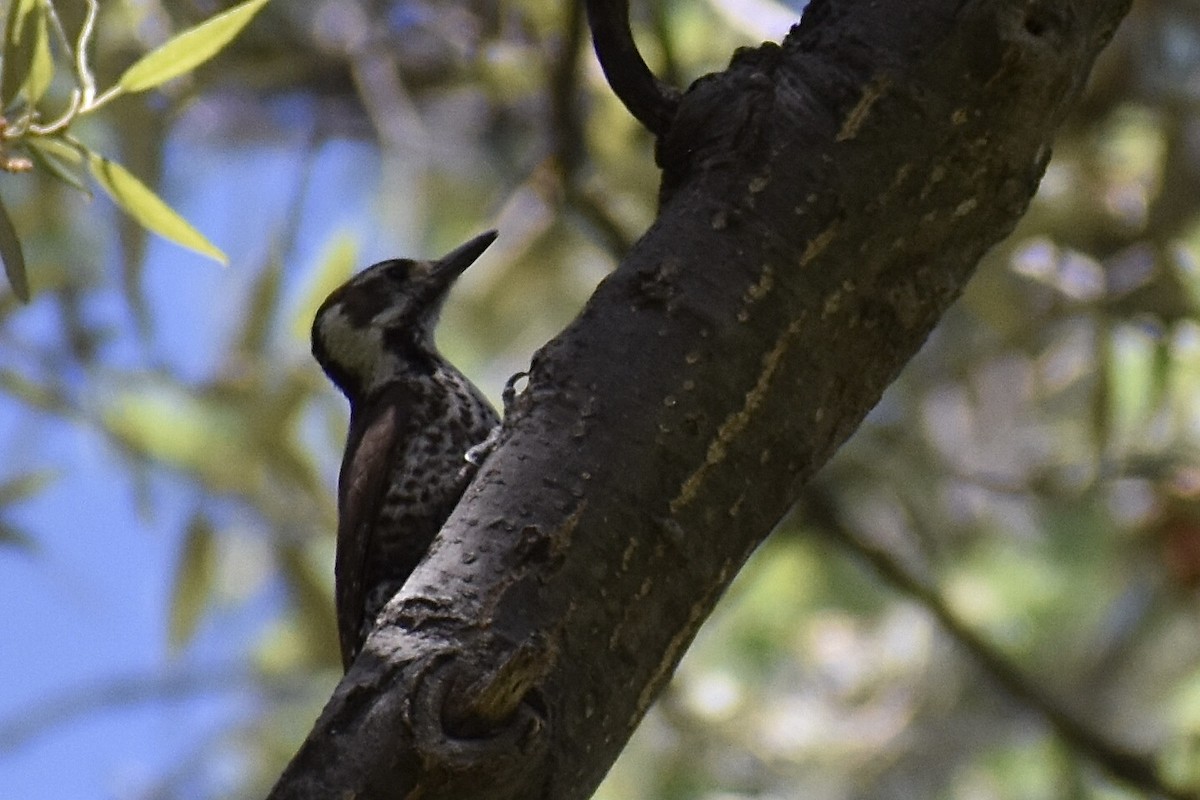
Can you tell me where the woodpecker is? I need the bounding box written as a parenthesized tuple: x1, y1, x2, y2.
(311, 231, 500, 672)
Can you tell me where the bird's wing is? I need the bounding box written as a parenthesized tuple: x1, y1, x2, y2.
(335, 402, 399, 672)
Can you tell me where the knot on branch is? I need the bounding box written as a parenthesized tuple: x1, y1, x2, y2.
(656, 45, 781, 204)
(409, 638, 553, 791)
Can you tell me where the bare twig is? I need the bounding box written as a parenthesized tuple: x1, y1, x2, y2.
(75, 0, 100, 106)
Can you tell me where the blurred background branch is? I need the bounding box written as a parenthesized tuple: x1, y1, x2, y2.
(799, 483, 1191, 799)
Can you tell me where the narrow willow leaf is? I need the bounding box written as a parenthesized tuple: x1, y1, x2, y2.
(237, 252, 280, 356)
(1, 0, 40, 108)
(0, 369, 62, 410)
(87, 152, 227, 264)
(0, 522, 36, 551)
(24, 134, 81, 164)
(277, 543, 340, 668)
(23, 5, 52, 105)
(0, 469, 57, 505)
(168, 513, 218, 650)
(0, 197, 29, 302)
(26, 138, 89, 195)
(117, 0, 270, 94)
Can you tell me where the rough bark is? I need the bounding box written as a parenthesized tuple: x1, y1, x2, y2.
(266, 0, 1132, 798)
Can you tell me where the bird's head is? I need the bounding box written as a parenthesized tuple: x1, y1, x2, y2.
(311, 230, 497, 402)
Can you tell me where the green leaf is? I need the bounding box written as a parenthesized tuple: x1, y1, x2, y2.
(0, 522, 36, 551)
(24, 134, 81, 164)
(1, 0, 40, 108)
(23, 5, 52, 105)
(237, 251, 281, 357)
(117, 0, 270, 94)
(0, 196, 29, 302)
(0, 368, 62, 410)
(101, 380, 263, 492)
(168, 512, 218, 650)
(276, 543, 340, 669)
(26, 137, 90, 195)
(87, 152, 227, 264)
(0, 469, 57, 505)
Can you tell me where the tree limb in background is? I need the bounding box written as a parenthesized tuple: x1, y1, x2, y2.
(266, 1, 1134, 798)
(549, 0, 636, 256)
(799, 485, 1193, 800)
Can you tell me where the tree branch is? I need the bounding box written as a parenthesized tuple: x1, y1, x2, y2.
(267, 1, 1133, 798)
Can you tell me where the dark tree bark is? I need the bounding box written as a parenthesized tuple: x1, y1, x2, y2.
(266, 1, 1131, 798)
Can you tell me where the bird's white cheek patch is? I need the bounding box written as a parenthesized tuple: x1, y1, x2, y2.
(319, 308, 386, 386)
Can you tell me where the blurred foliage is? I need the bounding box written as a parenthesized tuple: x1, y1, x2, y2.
(0, 0, 268, 299)
(3, 0, 1200, 798)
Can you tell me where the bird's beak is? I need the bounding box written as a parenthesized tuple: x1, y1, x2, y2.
(432, 230, 498, 289)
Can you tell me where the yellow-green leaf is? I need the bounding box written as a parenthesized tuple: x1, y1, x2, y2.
(0, 522, 36, 551)
(0, 469, 56, 505)
(168, 513, 218, 650)
(25, 134, 81, 164)
(237, 252, 281, 357)
(26, 138, 89, 195)
(1, 0, 40, 108)
(276, 543, 340, 669)
(0, 368, 61, 410)
(23, 5, 52, 105)
(87, 152, 227, 264)
(117, 0, 270, 94)
(0, 196, 29, 302)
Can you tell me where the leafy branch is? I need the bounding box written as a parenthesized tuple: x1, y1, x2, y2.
(0, 0, 270, 301)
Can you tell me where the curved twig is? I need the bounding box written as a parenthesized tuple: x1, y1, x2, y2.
(584, 0, 681, 137)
